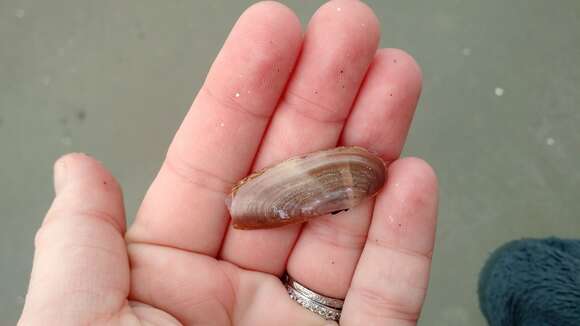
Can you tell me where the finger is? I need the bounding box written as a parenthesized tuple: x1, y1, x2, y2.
(341, 158, 438, 326)
(340, 49, 422, 161)
(126, 1, 302, 256)
(286, 49, 422, 299)
(220, 0, 380, 275)
(19, 154, 129, 325)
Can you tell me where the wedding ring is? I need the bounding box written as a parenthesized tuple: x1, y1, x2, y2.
(284, 274, 344, 321)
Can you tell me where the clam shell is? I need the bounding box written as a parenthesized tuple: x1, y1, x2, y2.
(227, 146, 386, 229)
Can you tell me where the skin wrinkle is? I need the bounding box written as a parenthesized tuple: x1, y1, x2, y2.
(127, 262, 182, 326)
(367, 222, 434, 260)
(35, 220, 124, 259)
(347, 286, 420, 322)
(235, 273, 296, 326)
(93, 303, 131, 326)
(127, 301, 184, 326)
(175, 296, 229, 324)
(51, 242, 125, 263)
(306, 217, 368, 250)
(42, 207, 125, 235)
(202, 85, 272, 121)
(163, 151, 234, 195)
(216, 261, 239, 325)
(145, 267, 157, 316)
(282, 90, 347, 124)
(139, 266, 197, 323)
(127, 230, 225, 257)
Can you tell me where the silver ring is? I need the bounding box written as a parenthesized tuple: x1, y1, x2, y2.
(284, 274, 344, 321)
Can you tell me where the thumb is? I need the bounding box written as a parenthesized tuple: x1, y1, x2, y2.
(19, 153, 129, 325)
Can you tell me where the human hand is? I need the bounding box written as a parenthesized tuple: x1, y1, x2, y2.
(19, 1, 437, 325)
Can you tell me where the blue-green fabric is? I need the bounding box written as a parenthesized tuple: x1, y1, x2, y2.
(478, 238, 580, 326)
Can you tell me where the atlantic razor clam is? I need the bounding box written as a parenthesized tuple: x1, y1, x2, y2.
(227, 146, 386, 229)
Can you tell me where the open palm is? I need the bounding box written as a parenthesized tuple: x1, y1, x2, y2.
(19, 1, 437, 325)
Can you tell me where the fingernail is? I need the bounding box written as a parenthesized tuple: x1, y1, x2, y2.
(53, 157, 68, 194)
